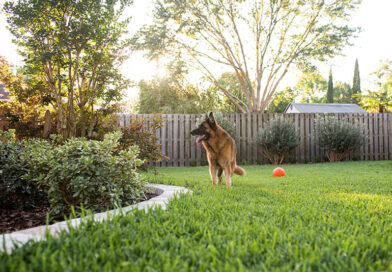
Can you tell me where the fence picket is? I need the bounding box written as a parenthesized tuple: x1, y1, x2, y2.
(252, 113, 257, 164)
(374, 114, 379, 160)
(257, 114, 263, 163)
(389, 114, 392, 160)
(190, 115, 196, 166)
(185, 115, 190, 166)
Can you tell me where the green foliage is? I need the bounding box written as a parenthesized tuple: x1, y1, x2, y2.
(316, 116, 365, 162)
(0, 129, 16, 143)
(2, 162, 392, 271)
(327, 68, 334, 103)
(267, 87, 298, 113)
(118, 115, 165, 169)
(360, 60, 392, 113)
(334, 82, 353, 103)
(25, 132, 147, 216)
(137, 61, 221, 114)
(352, 58, 361, 104)
(0, 140, 43, 209)
(256, 117, 300, 164)
(207, 72, 247, 113)
(297, 70, 327, 103)
(361, 88, 392, 113)
(277, 70, 353, 107)
(0, 56, 50, 139)
(4, 0, 133, 138)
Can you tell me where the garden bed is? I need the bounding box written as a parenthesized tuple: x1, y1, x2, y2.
(0, 192, 158, 233)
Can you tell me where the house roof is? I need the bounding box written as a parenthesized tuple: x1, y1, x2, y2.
(0, 84, 10, 100)
(285, 103, 367, 113)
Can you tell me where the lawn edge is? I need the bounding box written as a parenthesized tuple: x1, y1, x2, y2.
(0, 183, 190, 254)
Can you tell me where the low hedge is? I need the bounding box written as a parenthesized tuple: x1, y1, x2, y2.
(0, 140, 43, 209)
(0, 131, 147, 216)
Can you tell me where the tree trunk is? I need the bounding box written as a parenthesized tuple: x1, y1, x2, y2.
(43, 110, 52, 139)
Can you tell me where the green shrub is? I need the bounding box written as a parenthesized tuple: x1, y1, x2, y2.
(256, 116, 300, 164)
(0, 140, 43, 209)
(0, 129, 16, 143)
(25, 132, 147, 216)
(316, 116, 365, 162)
(119, 114, 165, 170)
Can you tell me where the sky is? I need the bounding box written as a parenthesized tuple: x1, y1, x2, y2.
(1, 0, 392, 99)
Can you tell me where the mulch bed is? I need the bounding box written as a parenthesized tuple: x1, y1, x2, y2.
(0, 192, 158, 234)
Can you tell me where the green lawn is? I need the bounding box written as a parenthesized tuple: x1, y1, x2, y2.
(1, 161, 392, 271)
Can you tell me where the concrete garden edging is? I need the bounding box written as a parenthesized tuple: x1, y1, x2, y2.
(1, 183, 190, 254)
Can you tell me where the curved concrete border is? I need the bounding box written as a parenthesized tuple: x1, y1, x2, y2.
(1, 183, 190, 254)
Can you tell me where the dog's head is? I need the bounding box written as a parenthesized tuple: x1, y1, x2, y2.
(191, 112, 217, 146)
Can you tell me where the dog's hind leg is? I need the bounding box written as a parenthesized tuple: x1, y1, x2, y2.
(217, 168, 223, 184)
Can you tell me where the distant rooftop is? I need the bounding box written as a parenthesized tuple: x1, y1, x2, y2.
(0, 84, 10, 100)
(285, 103, 367, 113)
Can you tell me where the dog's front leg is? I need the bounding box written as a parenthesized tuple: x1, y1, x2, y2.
(223, 166, 232, 187)
(209, 166, 218, 186)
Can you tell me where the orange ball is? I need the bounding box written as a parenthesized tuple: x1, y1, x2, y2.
(273, 167, 285, 177)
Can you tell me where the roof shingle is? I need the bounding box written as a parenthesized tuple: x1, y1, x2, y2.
(285, 103, 366, 113)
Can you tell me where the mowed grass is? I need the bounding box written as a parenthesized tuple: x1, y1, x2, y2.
(1, 161, 392, 271)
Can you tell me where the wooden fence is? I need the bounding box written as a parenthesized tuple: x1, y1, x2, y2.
(117, 113, 392, 166)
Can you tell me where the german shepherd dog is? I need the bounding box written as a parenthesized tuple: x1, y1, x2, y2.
(191, 112, 246, 187)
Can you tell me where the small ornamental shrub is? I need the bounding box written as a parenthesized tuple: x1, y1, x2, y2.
(316, 116, 365, 162)
(25, 132, 147, 216)
(119, 114, 165, 169)
(257, 116, 300, 164)
(0, 139, 43, 209)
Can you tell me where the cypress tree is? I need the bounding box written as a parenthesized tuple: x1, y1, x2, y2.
(352, 58, 361, 104)
(327, 68, 334, 103)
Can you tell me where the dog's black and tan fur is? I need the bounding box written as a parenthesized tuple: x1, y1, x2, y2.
(191, 112, 246, 187)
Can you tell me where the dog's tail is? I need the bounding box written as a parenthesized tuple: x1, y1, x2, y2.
(234, 166, 246, 176)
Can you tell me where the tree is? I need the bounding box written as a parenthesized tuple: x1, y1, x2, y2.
(327, 68, 334, 103)
(207, 72, 248, 113)
(267, 87, 298, 113)
(296, 70, 327, 103)
(4, 0, 132, 138)
(0, 56, 50, 138)
(352, 58, 361, 104)
(334, 82, 353, 103)
(137, 0, 360, 113)
(360, 60, 392, 113)
(137, 61, 221, 114)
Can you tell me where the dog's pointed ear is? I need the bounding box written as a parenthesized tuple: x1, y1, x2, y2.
(208, 112, 216, 129)
(209, 112, 215, 122)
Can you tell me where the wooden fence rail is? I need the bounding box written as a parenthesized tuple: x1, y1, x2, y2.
(117, 113, 392, 166)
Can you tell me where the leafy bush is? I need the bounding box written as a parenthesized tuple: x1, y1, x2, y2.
(0, 137, 43, 209)
(316, 116, 365, 162)
(256, 116, 300, 164)
(118, 114, 165, 169)
(25, 132, 147, 216)
(0, 129, 16, 143)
